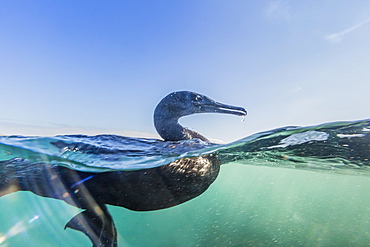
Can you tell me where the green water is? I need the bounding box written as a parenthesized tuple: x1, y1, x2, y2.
(1, 164, 369, 246)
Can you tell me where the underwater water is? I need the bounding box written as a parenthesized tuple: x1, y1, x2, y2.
(0, 119, 370, 246)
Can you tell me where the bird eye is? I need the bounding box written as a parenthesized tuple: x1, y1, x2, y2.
(195, 95, 203, 101)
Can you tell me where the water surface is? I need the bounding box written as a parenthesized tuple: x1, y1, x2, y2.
(0, 119, 369, 246)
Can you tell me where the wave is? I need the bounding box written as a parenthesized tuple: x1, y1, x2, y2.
(0, 119, 369, 175)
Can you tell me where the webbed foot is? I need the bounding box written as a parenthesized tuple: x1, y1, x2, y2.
(65, 204, 117, 247)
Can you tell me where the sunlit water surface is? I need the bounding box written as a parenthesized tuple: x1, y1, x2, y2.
(0, 119, 369, 246)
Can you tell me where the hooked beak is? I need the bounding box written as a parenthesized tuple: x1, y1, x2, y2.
(199, 100, 247, 116)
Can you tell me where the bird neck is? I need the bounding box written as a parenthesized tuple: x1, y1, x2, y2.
(154, 115, 185, 141)
(154, 112, 209, 142)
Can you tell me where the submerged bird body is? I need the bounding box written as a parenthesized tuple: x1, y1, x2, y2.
(0, 91, 246, 247)
(3, 154, 220, 211)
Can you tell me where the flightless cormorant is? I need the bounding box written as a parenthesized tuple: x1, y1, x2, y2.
(0, 91, 247, 247)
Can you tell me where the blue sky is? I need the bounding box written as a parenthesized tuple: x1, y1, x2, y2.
(1, 1, 370, 142)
